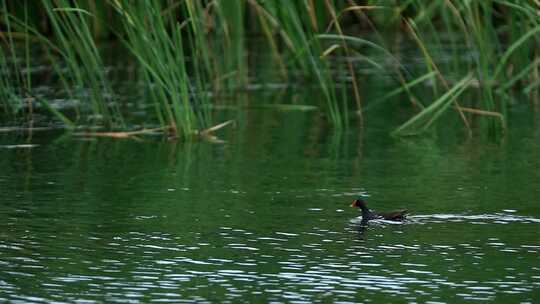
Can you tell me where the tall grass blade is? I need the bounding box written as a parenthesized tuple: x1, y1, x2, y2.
(392, 73, 473, 136)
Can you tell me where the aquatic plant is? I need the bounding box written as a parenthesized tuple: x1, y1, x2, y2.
(0, 0, 539, 137)
(42, 0, 123, 127)
(393, 0, 537, 135)
(0, 0, 30, 120)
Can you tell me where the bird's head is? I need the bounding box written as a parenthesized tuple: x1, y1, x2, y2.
(350, 198, 367, 208)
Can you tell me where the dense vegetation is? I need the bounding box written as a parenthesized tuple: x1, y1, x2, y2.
(1, 1, 539, 138)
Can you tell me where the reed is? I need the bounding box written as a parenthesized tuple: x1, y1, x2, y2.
(42, 0, 123, 127)
(1, 0, 539, 137)
(255, 1, 345, 128)
(0, 46, 17, 118)
(366, 0, 538, 136)
(111, 1, 202, 136)
(0, 0, 27, 119)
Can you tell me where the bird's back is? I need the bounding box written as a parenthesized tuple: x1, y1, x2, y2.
(377, 209, 408, 221)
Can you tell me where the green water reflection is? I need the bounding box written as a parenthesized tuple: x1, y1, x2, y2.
(1, 104, 540, 303)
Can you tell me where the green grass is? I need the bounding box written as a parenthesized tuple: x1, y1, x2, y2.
(0, 0, 539, 137)
(42, 0, 123, 127)
(111, 1, 199, 136)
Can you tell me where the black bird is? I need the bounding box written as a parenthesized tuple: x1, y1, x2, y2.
(350, 198, 407, 222)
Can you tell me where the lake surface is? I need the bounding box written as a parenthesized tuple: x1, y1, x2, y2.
(1, 93, 540, 303)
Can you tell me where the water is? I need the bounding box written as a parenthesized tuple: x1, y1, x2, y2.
(1, 102, 540, 303)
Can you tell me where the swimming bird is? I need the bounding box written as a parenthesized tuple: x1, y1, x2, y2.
(350, 198, 407, 222)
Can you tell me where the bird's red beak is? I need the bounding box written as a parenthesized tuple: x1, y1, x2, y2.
(350, 200, 356, 207)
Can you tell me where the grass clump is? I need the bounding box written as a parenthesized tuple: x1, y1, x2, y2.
(1, 0, 540, 138)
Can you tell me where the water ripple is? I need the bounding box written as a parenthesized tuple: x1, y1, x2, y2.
(1, 213, 539, 302)
(410, 213, 540, 224)
(350, 213, 540, 225)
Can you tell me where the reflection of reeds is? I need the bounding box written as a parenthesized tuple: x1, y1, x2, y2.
(1, 1, 540, 137)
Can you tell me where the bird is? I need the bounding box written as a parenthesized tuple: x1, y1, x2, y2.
(350, 198, 408, 222)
